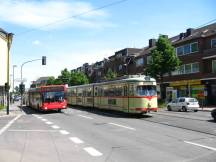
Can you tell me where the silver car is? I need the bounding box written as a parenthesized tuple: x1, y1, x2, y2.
(167, 97, 199, 112)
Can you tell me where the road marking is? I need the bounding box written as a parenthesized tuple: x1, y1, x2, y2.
(69, 137, 84, 144)
(108, 122, 136, 131)
(46, 121, 53, 125)
(59, 130, 70, 135)
(8, 129, 58, 132)
(51, 125, 60, 129)
(41, 118, 47, 121)
(78, 115, 93, 120)
(37, 116, 42, 119)
(0, 115, 22, 135)
(184, 141, 216, 151)
(83, 147, 103, 157)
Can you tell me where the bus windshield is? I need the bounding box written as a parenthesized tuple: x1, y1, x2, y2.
(136, 85, 157, 96)
(43, 91, 65, 102)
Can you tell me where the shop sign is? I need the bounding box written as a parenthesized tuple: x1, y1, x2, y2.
(170, 79, 201, 86)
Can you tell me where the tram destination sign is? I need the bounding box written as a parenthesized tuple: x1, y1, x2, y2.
(41, 86, 64, 92)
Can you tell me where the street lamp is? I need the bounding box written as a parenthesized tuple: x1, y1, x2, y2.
(6, 33, 14, 115)
(20, 56, 46, 109)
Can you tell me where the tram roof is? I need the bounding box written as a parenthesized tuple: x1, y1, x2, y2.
(68, 75, 156, 88)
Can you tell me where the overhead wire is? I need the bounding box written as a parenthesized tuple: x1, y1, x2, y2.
(16, 0, 129, 36)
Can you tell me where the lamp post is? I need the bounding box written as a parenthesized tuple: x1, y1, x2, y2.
(13, 65, 17, 93)
(20, 56, 46, 109)
(6, 33, 13, 115)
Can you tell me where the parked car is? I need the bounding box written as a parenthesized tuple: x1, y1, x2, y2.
(211, 109, 216, 121)
(167, 97, 199, 112)
(14, 96, 21, 101)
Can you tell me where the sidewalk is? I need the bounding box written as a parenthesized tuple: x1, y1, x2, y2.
(0, 102, 24, 117)
(198, 107, 216, 112)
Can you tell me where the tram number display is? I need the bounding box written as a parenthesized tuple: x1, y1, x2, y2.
(108, 98, 116, 105)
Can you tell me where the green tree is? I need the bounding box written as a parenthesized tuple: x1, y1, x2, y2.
(58, 68, 71, 85)
(47, 76, 56, 85)
(146, 35, 181, 98)
(70, 72, 89, 86)
(105, 68, 117, 80)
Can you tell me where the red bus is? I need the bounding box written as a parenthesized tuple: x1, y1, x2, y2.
(28, 85, 67, 112)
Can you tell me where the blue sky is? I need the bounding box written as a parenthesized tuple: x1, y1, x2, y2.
(0, 0, 215, 88)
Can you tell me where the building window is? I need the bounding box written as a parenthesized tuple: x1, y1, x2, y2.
(191, 42, 198, 53)
(213, 60, 216, 73)
(184, 44, 190, 55)
(176, 47, 184, 56)
(192, 62, 199, 73)
(97, 71, 101, 76)
(147, 56, 152, 64)
(185, 64, 191, 74)
(176, 42, 198, 56)
(179, 65, 185, 74)
(118, 65, 122, 71)
(211, 39, 216, 48)
(136, 58, 144, 67)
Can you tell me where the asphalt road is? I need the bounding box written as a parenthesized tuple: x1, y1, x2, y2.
(0, 106, 216, 162)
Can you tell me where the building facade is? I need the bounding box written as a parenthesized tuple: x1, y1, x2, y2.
(0, 28, 11, 106)
(71, 23, 216, 106)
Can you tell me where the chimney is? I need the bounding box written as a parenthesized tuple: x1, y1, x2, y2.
(149, 39, 156, 48)
(186, 28, 194, 37)
(179, 33, 185, 40)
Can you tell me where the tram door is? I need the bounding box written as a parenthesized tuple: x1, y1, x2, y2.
(123, 84, 129, 113)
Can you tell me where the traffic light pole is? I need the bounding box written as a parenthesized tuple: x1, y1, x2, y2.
(20, 59, 41, 109)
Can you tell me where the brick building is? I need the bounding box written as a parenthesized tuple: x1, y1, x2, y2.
(71, 23, 216, 106)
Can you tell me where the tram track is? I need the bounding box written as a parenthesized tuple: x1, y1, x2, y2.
(141, 116, 216, 137)
(150, 111, 211, 122)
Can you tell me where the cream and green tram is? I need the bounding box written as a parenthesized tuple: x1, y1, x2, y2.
(67, 75, 158, 114)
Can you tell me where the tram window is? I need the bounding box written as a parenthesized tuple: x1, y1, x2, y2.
(136, 85, 156, 96)
(129, 85, 134, 96)
(124, 86, 128, 96)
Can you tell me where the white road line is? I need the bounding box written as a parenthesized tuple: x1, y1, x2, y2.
(46, 121, 53, 125)
(108, 122, 136, 131)
(69, 137, 84, 144)
(184, 141, 216, 151)
(41, 119, 47, 121)
(83, 147, 103, 157)
(51, 125, 60, 129)
(59, 130, 70, 135)
(37, 116, 42, 119)
(8, 129, 58, 132)
(0, 115, 22, 135)
(78, 115, 93, 120)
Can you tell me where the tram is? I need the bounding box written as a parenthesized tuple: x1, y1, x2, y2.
(28, 85, 67, 112)
(67, 75, 158, 114)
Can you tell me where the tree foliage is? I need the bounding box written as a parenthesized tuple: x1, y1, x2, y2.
(105, 68, 117, 80)
(146, 35, 181, 82)
(46, 69, 89, 86)
(71, 72, 89, 85)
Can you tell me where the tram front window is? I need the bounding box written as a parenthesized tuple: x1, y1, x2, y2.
(43, 91, 65, 102)
(136, 85, 156, 96)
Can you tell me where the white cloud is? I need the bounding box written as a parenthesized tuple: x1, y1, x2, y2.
(32, 40, 40, 45)
(0, 0, 112, 30)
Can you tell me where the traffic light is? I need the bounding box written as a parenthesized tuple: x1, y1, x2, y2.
(19, 83, 25, 94)
(42, 56, 46, 65)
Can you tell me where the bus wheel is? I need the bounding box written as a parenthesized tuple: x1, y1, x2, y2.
(57, 109, 61, 113)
